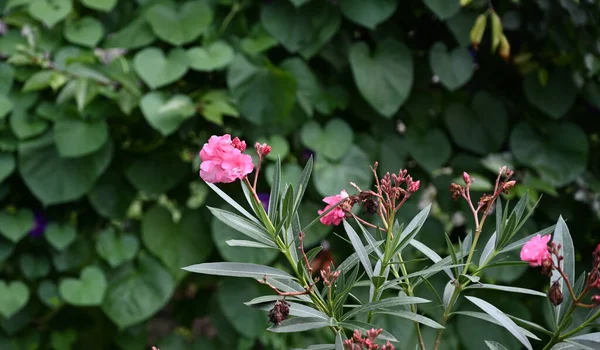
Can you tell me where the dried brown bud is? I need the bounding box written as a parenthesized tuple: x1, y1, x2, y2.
(449, 183, 464, 200)
(503, 180, 516, 192)
(363, 198, 378, 215)
(477, 194, 493, 210)
(320, 265, 341, 286)
(548, 281, 564, 306)
(268, 299, 290, 325)
(541, 255, 553, 277)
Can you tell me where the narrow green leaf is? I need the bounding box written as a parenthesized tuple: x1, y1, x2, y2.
(206, 182, 261, 225)
(335, 331, 344, 350)
(341, 296, 430, 321)
(293, 156, 313, 214)
(182, 262, 295, 280)
(453, 311, 542, 340)
(410, 239, 454, 279)
(395, 204, 431, 253)
(377, 310, 444, 329)
(226, 240, 278, 249)
(495, 196, 503, 246)
(479, 232, 497, 267)
(485, 340, 509, 350)
(209, 207, 274, 246)
(268, 317, 328, 333)
(250, 301, 329, 320)
(497, 224, 556, 254)
(444, 232, 459, 277)
(552, 216, 575, 324)
(465, 296, 533, 350)
(338, 240, 384, 274)
(269, 157, 281, 223)
(343, 220, 373, 278)
(356, 218, 383, 259)
(465, 283, 546, 297)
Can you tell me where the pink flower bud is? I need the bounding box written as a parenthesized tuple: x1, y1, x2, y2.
(463, 172, 471, 184)
(409, 180, 420, 193)
(262, 145, 272, 157)
(255, 142, 271, 159)
(593, 295, 600, 304)
(231, 137, 246, 152)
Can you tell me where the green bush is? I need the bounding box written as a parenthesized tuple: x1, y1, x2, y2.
(0, 0, 598, 349)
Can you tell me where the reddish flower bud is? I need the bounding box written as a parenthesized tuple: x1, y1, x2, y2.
(262, 145, 272, 156)
(463, 172, 471, 185)
(409, 180, 420, 193)
(592, 295, 600, 304)
(255, 142, 271, 159)
(231, 137, 246, 152)
(382, 342, 395, 350)
(506, 168, 514, 177)
(548, 280, 564, 306)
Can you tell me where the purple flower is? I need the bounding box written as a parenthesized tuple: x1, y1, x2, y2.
(258, 193, 270, 212)
(29, 211, 47, 237)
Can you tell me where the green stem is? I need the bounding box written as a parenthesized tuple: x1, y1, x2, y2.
(542, 308, 600, 349)
(397, 252, 426, 350)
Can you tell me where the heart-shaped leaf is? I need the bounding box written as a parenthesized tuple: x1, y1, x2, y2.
(406, 128, 452, 172)
(280, 58, 321, 117)
(133, 47, 188, 89)
(429, 42, 474, 91)
(96, 228, 139, 268)
(226, 55, 297, 125)
(101, 254, 175, 329)
(187, 41, 234, 72)
(88, 169, 136, 220)
(300, 118, 354, 162)
(81, 0, 117, 12)
(59, 266, 107, 306)
(349, 39, 413, 117)
(0, 281, 29, 318)
(19, 132, 113, 205)
(340, 0, 397, 29)
(0, 209, 34, 243)
(510, 122, 588, 186)
(445, 92, 508, 155)
(145, 0, 213, 46)
(314, 145, 372, 197)
(28, 0, 72, 28)
(45, 223, 76, 251)
(424, 0, 461, 20)
(0, 96, 13, 119)
(142, 206, 212, 280)
(64, 17, 104, 47)
(523, 69, 576, 119)
(51, 239, 92, 273)
(0, 153, 16, 183)
(261, 1, 341, 56)
(53, 116, 109, 158)
(125, 151, 188, 196)
(140, 92, 195, 136)
(0, 238, 14, 266)
(19, 254, 51, 280)
(0, 63, 15, 95)
(38, 280, 63, 309)
(104, 17, 155, 49)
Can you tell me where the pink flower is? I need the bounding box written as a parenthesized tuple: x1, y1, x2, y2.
(318, 190, 349, 226)
(199, 134, 254, 183)
(520, 234, 552, 267)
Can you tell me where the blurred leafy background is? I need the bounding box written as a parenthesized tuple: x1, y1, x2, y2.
(0, 0, 598, 349)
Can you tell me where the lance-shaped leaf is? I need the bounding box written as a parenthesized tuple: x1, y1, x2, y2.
(376, 310, 444, 329)
(485, 340, 509, 350)
(465, 296, 533, 350)
(552, 216, 575, 324)
(209, 207, 275, 246)
(341, 296, 430, 321)
(465, 283, 546, 297)
(182, 262, 295, 280)
(268, 316, 329, 333)
(343, 220, 373, 278)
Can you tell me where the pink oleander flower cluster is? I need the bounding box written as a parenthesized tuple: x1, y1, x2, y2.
(318, 190, 349, 226)
(199, 134, 254, 183)
(520, 234, 552, 267)
(343, 329, 394, 350)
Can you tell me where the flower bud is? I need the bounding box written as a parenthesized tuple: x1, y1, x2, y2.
(409, 180, 421, 193)
(268, 299, 290, 325)
(255, 142, 271, 159)
(231, 137, 246, 152)
(503, 180, 516, 192)
(463, 172, 471, 185)
(548, 281, 564, 306)
(592, 295, 600, 304)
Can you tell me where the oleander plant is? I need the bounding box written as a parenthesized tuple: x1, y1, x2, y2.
(186, 134, 600, 350)
(0, 0, 599, 349)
